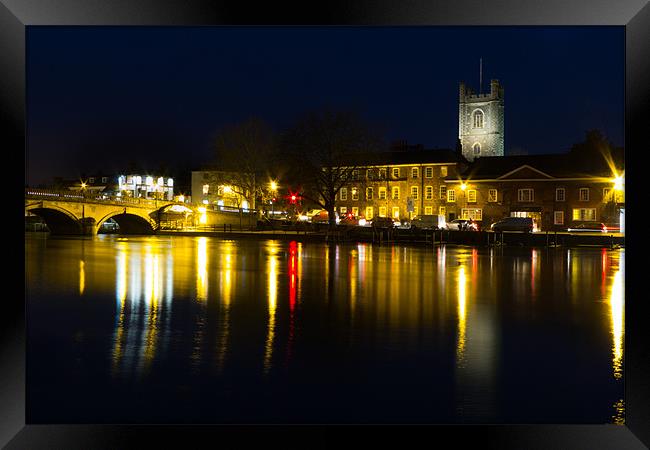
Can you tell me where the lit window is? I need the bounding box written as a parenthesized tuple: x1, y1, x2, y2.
(579, 188, 590, 202)
(425, 167, 433, 178)
(603, 188, 612, 202)
(379, 168, 387, 179)
(392, 186, 400, 200)
(340, 207, 347, 214)
(351, 170, 358, 180)
(572, 208, 596, 221)
(392, 168, 400, 178)
(425, 186, 433, 200)
(554, 211, 564, 225)
(102, 177, 108, 183)
(461, 208, 482, 220)
(438, 206, 446, 216)
(467, 189, 477, 202)
(447, 189, 456, 202)
(379, 187, 387, 200)
(203, 184, 209, 194)
(411, 167, 419, 178)
(425, 206, 433, 215)
(411, 186, 419, 200)
(167, 178, 173, 187)
(351, 188, 359, 201)
(367, 169, 374, 180)
(146, 176, 153, 186)
(518, 189, 534, 202)
(88, 177, 95, 183)
(615, 190, 624, 203)
(379, 206, 387, 217)
(440, 166, 448, 177)
(352, 207, 359, 216)
(340, 188, 348, 201)
(157, 177, 164, 186)
(473, 110, 484, 128)
(366, 187, 373, 200)
(392, 207, 400, 219)
(366, 207, 374, 220)
(488, 189, 497, 202)
(440, 185, 447, 200)
(556, 188, 565, 202)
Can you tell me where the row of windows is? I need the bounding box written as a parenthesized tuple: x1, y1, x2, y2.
(349, 166, 448, 180)
(339, 186, 624, 204)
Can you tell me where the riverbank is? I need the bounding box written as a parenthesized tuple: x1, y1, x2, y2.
(156, 228, 625, 248)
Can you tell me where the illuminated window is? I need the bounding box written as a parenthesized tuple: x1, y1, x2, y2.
(352, 207, 359, 216)
(340, 207, 347, 214)
(379, 168, 387, 179)
(425, 186, 433, 200)
(425, 206, 433, 215)
(572, 208, 596, 221)
(473, 143, 481, 155)
(167, 178, 173, 186)
(579, 188, 590, 201)
(518, 189, 534, 202)
(392, 207, 400, 219)
(467, 189, 477, 203)
(126, 176, 133, 184)
(366, 169, 374, 180)
(440, 185, 447, 200)
(473, 110, 484, 128)
(603, 188, 612, 202)
(351, 170, 359, 180)
(392, 186, 400, 200)
(379, 206, 387, 217)
(556, 188, 565, 202)
(425, 167, 433, 178)
(554, 211, 564, 225)
(89, 177, 95, 183)
(411, 167, 419, 178)
(203, 184, 209, 194)
(439, 206, 446, 216)
(392, 167, 400, 178)
(488, 189, 497, 202)
(615, 190, 624, 203)
(447, 189, 456, 202)
(440, 166, 448, 177)
(411, 186, 419, 200)
(340, 188, 348, 201)
(412, 206, 418, 217)
(379, 187, 387, 200)
(366, 206, 374, 220)
(102, 177, 108, 183)
(351, 188, 359, 201)
(461, 208, 482, 220)
(366, 187, 373, 200)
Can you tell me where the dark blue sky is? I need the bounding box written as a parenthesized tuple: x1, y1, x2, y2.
(26, 26, 624, 186)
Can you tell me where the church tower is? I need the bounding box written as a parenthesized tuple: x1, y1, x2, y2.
(458, 78, 504, 161)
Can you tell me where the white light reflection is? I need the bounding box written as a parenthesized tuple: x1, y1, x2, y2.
(610, 252, 624, 380)
(264, 243, 279, 373)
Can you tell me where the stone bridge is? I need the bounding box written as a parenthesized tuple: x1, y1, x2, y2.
(25, 189, 185, 235)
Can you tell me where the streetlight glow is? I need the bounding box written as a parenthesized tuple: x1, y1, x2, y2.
(613, 175, 623, 191)
(270, 181, 278, 191)
(460, 183, 467, 191)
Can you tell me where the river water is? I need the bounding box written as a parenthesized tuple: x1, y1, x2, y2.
(25, 233, 624, 424)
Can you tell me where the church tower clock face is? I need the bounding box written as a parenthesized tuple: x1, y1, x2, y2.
(458, 79, 504, 161)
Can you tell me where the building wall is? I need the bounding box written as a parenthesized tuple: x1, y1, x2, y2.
(336, 163, 459, 220)
(459, 79, 504, 161)
(444, 179, 623, 230)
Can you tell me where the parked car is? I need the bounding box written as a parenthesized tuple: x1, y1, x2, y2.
(567, 221, 610, 233)
(371, 216, 395, 229)
(311, 210, 338, 224)
(446, 219, 478, 231)
(410, 215, 439, 230)
(490, 217, 533, 233)
(339, 213, 360, 226)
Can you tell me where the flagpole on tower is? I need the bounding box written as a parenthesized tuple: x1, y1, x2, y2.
(479, 57, 483, 94)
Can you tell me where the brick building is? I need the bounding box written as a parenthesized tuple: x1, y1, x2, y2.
(443, 154, 624, 231)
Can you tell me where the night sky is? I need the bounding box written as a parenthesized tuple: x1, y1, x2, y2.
(26, 26, 624, 187)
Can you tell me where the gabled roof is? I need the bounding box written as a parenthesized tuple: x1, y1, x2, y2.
(459, 153, 623, 179)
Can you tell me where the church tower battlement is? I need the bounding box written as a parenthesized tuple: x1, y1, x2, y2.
(459, 79, 504, 161)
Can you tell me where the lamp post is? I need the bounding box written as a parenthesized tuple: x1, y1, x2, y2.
(269, 180, 278, 218)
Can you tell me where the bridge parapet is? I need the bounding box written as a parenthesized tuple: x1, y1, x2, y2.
(26, 188, 171, 208)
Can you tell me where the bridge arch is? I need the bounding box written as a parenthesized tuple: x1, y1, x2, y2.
(26, 204, 81, 235)
(97, 210, 156, 235)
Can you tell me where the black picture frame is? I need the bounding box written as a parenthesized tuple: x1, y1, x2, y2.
(6, 1, 649, 448)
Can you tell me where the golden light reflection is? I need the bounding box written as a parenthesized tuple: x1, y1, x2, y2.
(612, 398, 625, 425)
(456, 265, 467, 367)
(141, 245, 161, 372)
(79, 260, 85, 296)
(196, 237, 208, 301)
(264, 244, 279, 373)
(112, 245, 128, 373)
(609, 254, 624, 380)
(215, 242, 234, 373)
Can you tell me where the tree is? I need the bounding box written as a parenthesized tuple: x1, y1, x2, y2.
(209, 118, 277, 212)
(282, 110, 381, 229)
(568, 129, 623, 174)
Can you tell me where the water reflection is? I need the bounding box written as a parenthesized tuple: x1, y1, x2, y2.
(26, 234, 626, 424)
(609, 252, 624, 380)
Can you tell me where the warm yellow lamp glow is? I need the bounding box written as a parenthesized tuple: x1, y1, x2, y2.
(613, 176, 623, 191)
(460, 183, 467, 191)
(223, 185, 232, 194)
(270, 181, 278, 191)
